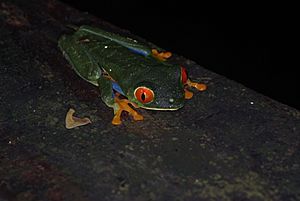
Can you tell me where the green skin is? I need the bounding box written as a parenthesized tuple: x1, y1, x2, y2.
(58, 25, 185, 111)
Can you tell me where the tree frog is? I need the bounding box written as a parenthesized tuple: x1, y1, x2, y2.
(58, 25, 207, 125)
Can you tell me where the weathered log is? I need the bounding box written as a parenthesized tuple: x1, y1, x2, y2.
(0, 1, 299, 200)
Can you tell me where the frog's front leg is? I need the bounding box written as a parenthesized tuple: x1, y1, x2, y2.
(98, 77, 143, 125)
(184, 79, 207, 99)
(112, 95, 143, 125)
(187, 79, 207, 91)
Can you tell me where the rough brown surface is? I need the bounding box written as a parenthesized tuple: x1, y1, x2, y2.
(0, 1, 299, 200)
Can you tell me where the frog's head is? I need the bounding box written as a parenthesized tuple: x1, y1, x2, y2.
(127, 66, 187, 110)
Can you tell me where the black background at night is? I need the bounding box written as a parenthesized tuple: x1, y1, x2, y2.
(60, 1, 298, 110)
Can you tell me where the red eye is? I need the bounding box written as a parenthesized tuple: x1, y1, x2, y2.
(134, 87, 154, 104)
(181, 66, 188, 84)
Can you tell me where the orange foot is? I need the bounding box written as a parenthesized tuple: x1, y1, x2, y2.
(112, 97, 144, 125)
(151, 49, 172, 61)
(184, 79, 207, 99)
(187, 79, 207, 91)
(184, 88, 193, 99)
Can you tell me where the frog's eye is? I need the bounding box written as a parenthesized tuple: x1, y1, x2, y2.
(181, 66, 188, 84)
(134, 86, 154, 104)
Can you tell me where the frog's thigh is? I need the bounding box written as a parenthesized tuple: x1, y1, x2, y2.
(58, 35, 80, 63)
(59, 35, 100, 85)
(97, 77, 114, 108)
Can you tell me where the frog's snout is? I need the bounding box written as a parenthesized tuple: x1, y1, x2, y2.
(164, 96, 184, 110)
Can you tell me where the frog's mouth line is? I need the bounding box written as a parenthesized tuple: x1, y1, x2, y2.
(140, 106, 181, 111)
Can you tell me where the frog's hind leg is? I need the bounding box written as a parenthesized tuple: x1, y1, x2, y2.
(151, 49, 172, 61)
(58, 34, 101, 86)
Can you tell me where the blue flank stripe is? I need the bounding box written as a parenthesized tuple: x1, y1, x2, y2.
(127, 47, 150, 56)
(112, 81, 125, 98)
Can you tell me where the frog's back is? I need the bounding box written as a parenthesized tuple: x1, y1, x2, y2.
(88, 40, 178, 93)
(58, 26, 176, 89)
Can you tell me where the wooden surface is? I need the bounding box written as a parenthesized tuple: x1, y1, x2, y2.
(0, 1, 299, 200)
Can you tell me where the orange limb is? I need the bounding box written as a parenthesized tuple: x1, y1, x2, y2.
(187, 79, 207, 91)
(65, 108, 91, 129)
(151, 49, 172, 61)
(184, 88, 193, 99)
(112, 97, 144, 125)
(184, 79, 207, 99)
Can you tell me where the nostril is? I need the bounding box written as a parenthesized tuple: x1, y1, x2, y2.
(169, 98, 174, 103)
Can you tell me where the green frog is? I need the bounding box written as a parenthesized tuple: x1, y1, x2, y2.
(58, 25, 207, 125)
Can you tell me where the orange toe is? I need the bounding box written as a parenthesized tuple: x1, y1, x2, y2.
(184, 89, 194, 99)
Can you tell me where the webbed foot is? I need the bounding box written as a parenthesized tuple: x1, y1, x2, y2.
(187, 79, 207, 91)
(151, 49, 172, 61)
(184, 79, 207, 99)
(112, 97, 144, 125)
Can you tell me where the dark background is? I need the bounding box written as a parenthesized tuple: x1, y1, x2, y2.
(60, 1, 298, 110)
